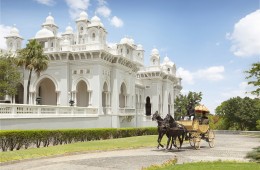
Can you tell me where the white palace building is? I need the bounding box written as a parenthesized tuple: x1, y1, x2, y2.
(0, 12, 182, 129)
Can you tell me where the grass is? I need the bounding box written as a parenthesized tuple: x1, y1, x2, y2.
(143, 160, 260, 170)
(0, 135, 167, 163)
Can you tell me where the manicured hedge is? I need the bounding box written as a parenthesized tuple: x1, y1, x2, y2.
(0, 127, 157, 151)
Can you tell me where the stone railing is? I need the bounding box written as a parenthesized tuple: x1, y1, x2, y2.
(102, 107, 112, 115)
(0, 104, 98, 118)
(118, 108, 136, 115)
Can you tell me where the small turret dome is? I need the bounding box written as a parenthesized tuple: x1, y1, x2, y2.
(43, 13, 56, 25)
(78, 11, 88, 20)
(91, 15, 101, 23)
(35, 27, 54, 39)
(10, 26, 19, 37)
(90, 15, 104, 27)
(162, 56, 174, 67)
(164, 56, 170, 63)
(46, 15, 54, 24)
(137, 44, 143, 50)
(129, 38, 134, 45)
(151, 48, 160, 58)
(120, 37, 128, 44)
(64, 25, 73, 34)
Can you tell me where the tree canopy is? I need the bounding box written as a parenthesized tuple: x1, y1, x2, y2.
(16, 39, 49, 104)
(215, 96, 260, 130)
(0, 53, 21, 97)
(245, 62, 260, 97)
(174, 91, 202, 119)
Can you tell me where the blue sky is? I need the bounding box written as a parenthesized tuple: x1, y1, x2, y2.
(1, 0, 260, 113)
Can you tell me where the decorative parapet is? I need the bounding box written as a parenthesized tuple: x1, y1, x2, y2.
(0, 104, 98, 118)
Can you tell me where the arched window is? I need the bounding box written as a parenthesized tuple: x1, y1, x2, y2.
(80, 27, 84, 33)
(92, 33, 96, 41)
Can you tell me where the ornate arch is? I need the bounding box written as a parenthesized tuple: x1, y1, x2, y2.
(72, 77, 91, 92)
(31, 74, 59, 92)
(119, 80, 128, 94)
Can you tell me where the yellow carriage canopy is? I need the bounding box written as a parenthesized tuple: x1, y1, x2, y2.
(195, 105, 210, 114)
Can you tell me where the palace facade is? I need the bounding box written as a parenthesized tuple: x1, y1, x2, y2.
(2, 12, 182, 129)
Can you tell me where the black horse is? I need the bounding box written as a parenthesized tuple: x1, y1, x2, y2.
(152, 111, 167, 149)
(164, 114, 186, 149)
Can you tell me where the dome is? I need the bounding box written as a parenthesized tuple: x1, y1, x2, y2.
(119, 37, 135, 46)
(46, 15, 54, 24)
(78, 11, 88, 20)
(151, 48, 159, 57)
(129, 38, 134, 45)
(164, 56, 170, 63)
(91, 15, 101, 23)
(10, 26, 20, 37)
(43, 13, 56, 25)
(35, 27, 54, 39)
(120, 37, 128, 44)
(137, 44, 143, 50)
(64, 26, 73, 34)
(162, 56, 174, 67)
(90, 15, 103, 27)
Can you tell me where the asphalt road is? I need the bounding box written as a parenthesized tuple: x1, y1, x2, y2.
(0, 134, 259, 170)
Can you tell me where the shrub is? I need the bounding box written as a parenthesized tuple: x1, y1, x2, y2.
(0, 127, 157, 151)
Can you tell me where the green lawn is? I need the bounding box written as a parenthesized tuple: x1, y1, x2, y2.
(0, 135, 165, 163)
(144, 161, 260, 170)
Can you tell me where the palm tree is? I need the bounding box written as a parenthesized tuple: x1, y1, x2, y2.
(16, 39, 49, 104)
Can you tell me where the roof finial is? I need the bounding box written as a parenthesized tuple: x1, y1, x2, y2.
(49, 12, 52, 16)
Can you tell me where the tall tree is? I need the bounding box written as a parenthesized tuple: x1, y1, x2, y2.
(174, 91, 202, 119)
(16, 39, 49, 104)
(215, 96, 260, 130)
(0, 52, 21, 98)
(245, 62, 260, 97)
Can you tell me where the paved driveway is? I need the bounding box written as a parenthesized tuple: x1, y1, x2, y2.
(0, 134, 259, 170)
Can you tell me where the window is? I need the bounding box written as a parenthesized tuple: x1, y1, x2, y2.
(92, 33, 96, 41)
(80, 27, 83, 33)
(167, 68, 170, 72)
(127, 49, 129, 54)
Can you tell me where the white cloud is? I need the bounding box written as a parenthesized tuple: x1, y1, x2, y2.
(177, 66, 225, 85)
(0, 25, 12, 49)
(196, 66, 225, 81)
(177, 67, 194, 85)
(97, 0, 107, 6)
(96, 6, 111, 18)
(110, 16, 124, 28)
(221, 82, 255, 99)
(228, 10, 260, 57)
(65, 0, 90, 19)
(35, 0, 55, 6)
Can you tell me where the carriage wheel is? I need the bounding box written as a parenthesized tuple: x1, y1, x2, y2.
(208, 130, 215, 148)
(193, 137, 201, 150)
(189, 133, 194, 147)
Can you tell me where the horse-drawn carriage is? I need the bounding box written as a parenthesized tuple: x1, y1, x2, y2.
(177, 119, 215, 149)
(152, 104, 215, 150)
